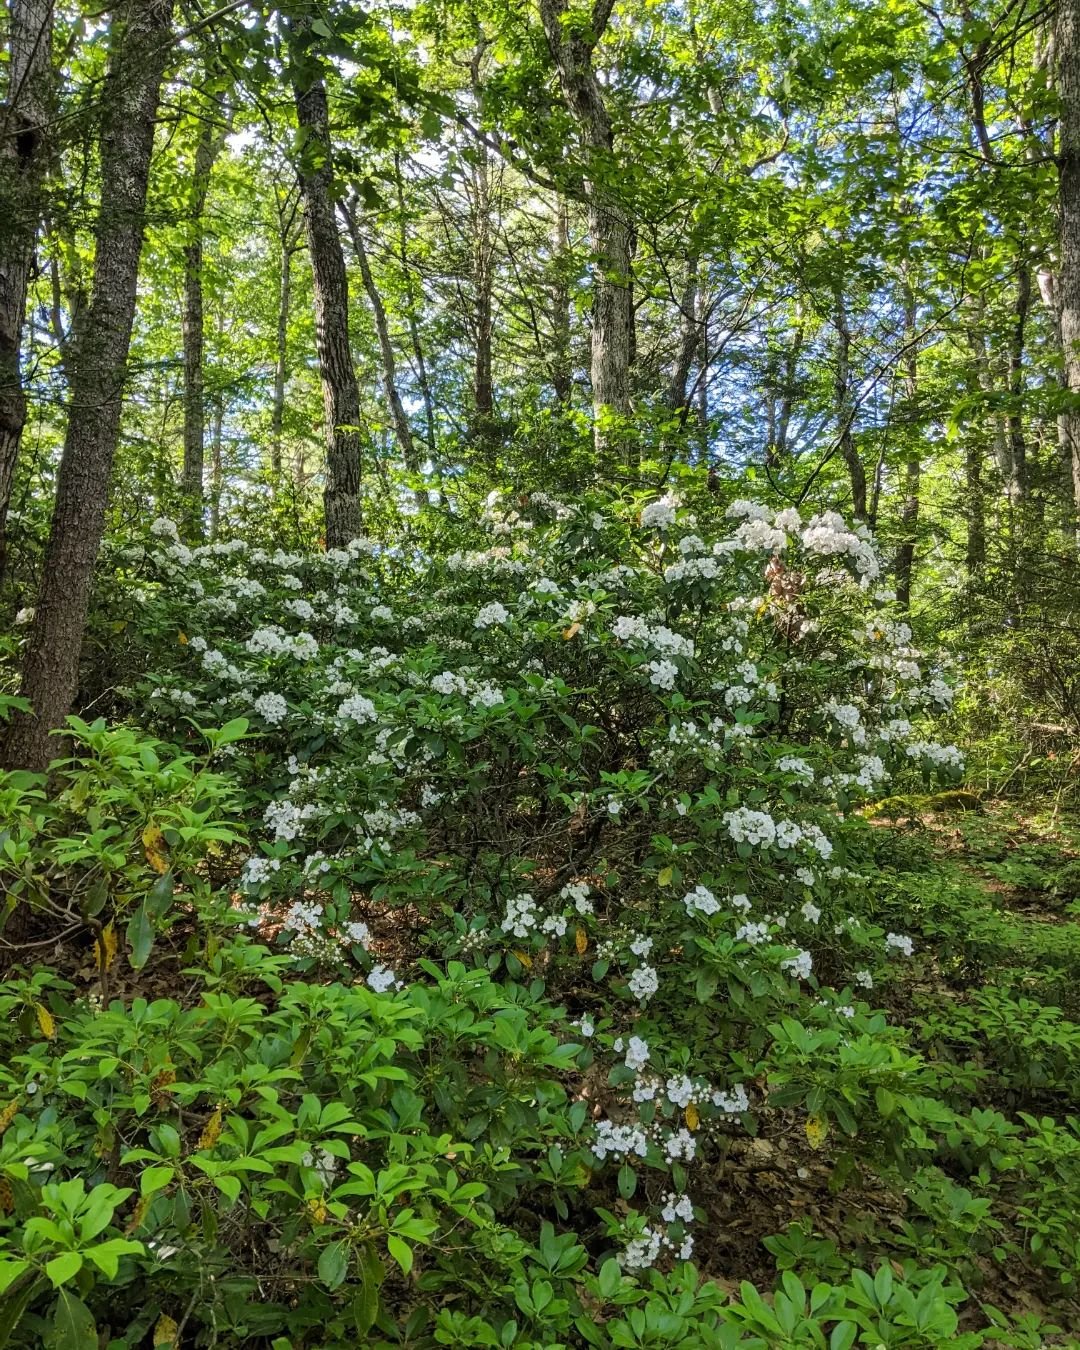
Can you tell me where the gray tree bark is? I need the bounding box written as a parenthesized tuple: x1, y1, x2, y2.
(538, 0, 632, 464)
(833, 286, 867, 521)
(270, 183, 302, 477)
(2, 0, 174, 772)
(181, 98, 228, 539)
(895, 284, 921, 609)
(340, 199, 417, 471)
(288, 16, 362, 547)
(550, 195, 573, 405)
(1057, 0, 1080, 532)
(0, 0, 54, 579)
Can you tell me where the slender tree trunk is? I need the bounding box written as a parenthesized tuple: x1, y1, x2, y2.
(1057, 0, 1080, 535)
(209, 387, 224, 541)
(0, 0, 54, 580)
(969, 304, 1012, 484)
(340, 200, 416, 471)
(394, 152, 435, 456)
(287, 17, 362, 547)
(1007, 257, 1030, 503)
(270, 186, 300, 478)
(551, 195, 572, 404)
(895, 285, 921, 609)
(966, 433, 986, 574)
(2, 0, 174, 773)
(833, 286, 867, 521)
(471, 150, 495, 449)
(667, 254, 699, 413)
(181, 103, 227, 539)
(539, 0, 632, 465)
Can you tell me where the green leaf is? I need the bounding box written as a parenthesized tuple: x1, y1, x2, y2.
(45, 1253, 83, 1288)
(598, 1257, 622, 1298)
(141, 1165, 174, 1196)
(387, 1234, 413, 1276)
(126, 902, 154, 971)
(318, 1240, 349, 1290)
(52, 1289, 96, 1350)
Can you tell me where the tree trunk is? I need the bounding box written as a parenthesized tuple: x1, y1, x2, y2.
(1007, 256, 1030, 504)
(181, 103, 227, 539)
(394, 151, 436, 457)
(667, 254, 699, 413)
(1057, 0, 1080, 535)
(550, 195, 572, 404)
(340, 199, 417, 471)
(0, 0, 54, 580)
(833, 286, 866, 521)
(894, 286, 920, 609)
(209, 387, 224, 541)
(2, 0, 174, 773)
(288, 17, 362, 547)
(538, 0, 631, 465)
(471, 145, 495, 451)
(270, 185, 301, 478)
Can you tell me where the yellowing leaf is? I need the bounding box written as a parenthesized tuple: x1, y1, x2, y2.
(153, 1313, 178, 1347)
(197, 1106, 223, 1152)
(34, 1003, 55, 1040)
(307, 1196, 329, 1224)
(685, 1102, 700, 1131)
(512, 948, 533, 970)
(563, 621, 581, 640)
(0, 1098, 21, 1135)
(755, 599, 770, 617)
(142, 822, 169, 875)
(657, 865, 673, 887)
(177, 631, 189, 646)
(93, 922, 118, 973)
(575, 927, 588, 955)
(126, 1195, 150, 1234)
(805, 1115, 829, 1150)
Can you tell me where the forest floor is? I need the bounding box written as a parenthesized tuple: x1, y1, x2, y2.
(717, 795, 1080, 1342)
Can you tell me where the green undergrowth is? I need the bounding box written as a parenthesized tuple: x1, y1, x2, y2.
(2, 494, 1080, 1347)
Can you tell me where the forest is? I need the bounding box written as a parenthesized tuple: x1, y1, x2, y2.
(2, 0, 1080, 1344)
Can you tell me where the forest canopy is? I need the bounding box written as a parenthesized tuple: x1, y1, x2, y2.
(2, 0, 1080, 1346)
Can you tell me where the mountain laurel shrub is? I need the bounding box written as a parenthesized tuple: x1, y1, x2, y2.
(2, 489, 998, 1347)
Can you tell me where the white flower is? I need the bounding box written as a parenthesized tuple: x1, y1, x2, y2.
(647, 659, 678, 691)
(628, 964, 659, 1002)
(641, 498, 676, 529)
(502, 893, 537, 939)
(367, 963, 399, 993)
(337, 694, 376, 724)
(593, 1119, 648, 1161)
(474, 601, 509, 628)
(253, 691, 287, 725)
(885, 932, 914, 957)
(344, 921, 370, 947)
(622, 1228, 662, 1270)
(240, 856, 280, 887)
(781, 948, 813, 980)
(624, 1036, 650, 1071)
(683, 885, 720, 917)
(664, 1128, 696, 1161)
